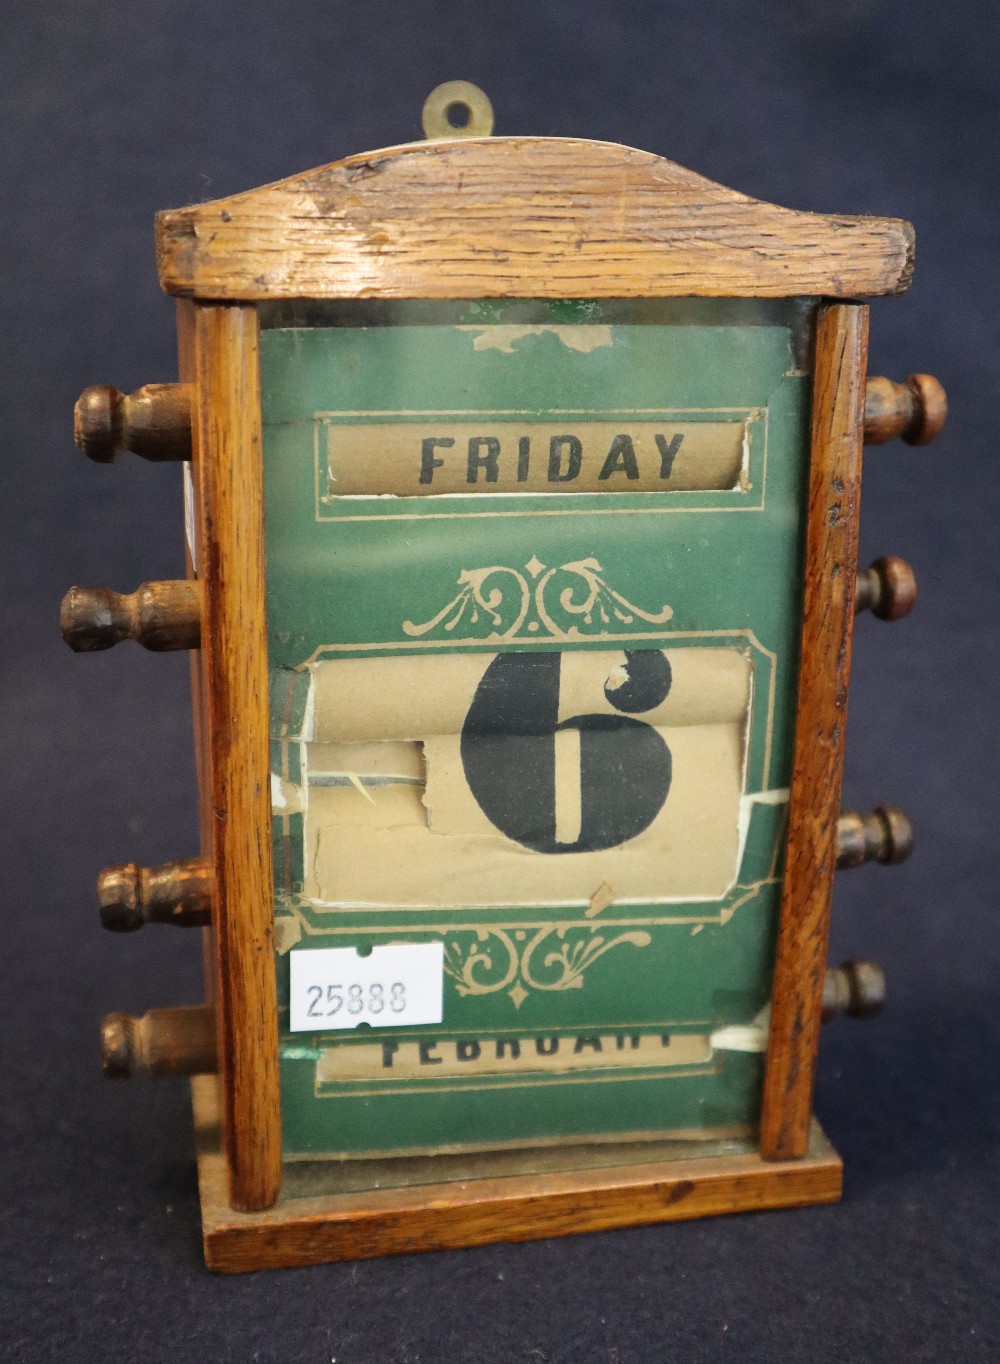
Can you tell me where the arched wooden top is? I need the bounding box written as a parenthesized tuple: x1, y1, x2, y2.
(155, 137, 914, 301)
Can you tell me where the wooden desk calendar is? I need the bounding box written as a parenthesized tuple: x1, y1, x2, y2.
(62, 84, 947, 1272)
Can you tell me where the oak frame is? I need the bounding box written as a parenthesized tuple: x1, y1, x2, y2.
(760, 303, 868, 1158)
(168, 135, 900, 1268)
(179, 302, 281, 1212)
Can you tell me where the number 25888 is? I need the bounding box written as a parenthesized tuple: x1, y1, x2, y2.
(305, 981, 407, 1019)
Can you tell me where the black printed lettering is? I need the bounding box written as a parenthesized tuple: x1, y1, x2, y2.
(517, 436, 531, 483)
(656, 433, 684, 479)
(598, 434, 640, 481)
(419, 436, 454, 485)
(466, 436, 501, 484)
(462, 651, 672, 854)
(548, 435, 583, 482)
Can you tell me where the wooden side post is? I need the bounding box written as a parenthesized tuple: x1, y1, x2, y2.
(184, 303, 281, 1211)
(759, 302, 868, 1160)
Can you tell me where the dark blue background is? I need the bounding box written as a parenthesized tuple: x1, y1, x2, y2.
(2, 2, 997, 1359)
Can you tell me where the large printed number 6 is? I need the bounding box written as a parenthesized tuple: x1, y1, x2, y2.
(460, 651, 672, 854)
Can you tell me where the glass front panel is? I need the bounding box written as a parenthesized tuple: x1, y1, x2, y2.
(259, 299, 814, 1161)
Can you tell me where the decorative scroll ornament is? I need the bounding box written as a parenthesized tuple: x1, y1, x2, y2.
(402, 556, 673, 643)
(443, 925, 652, 1009)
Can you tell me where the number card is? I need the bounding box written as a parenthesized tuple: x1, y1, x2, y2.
(301, 647, 750, 907)
(289, 943, 444, 1032)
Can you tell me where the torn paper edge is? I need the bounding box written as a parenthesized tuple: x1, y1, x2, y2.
(735, 787, 790, 875)
(183, 463, 197, 573)
(294, 653, 773, 912)
(455, 324, 615, 355)
(274, 914, 304, 955)
(709, 1004, 771, 1054)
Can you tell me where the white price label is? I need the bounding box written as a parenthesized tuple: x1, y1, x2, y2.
(289, 942, 444, 1032)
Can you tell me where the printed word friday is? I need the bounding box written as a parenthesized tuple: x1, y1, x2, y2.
(418, 432, 685, 486)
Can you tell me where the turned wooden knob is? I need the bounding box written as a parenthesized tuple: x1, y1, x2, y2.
(822, 960, 886, 1020)
(98, 857, 213, 931)
(864, 373, 947, 445)
(100, 1005, 217, 1078)
(837, 806, 914, 868)
(74, 383, 192, 463)
(855, 556, 917, 621)
(60, 580, 201, 652)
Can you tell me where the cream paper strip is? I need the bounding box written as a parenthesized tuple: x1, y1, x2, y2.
(310, 648, 751, 745)
(316, 1031, 713, 1084)
(305, 723, 745, 907)
(300, 647, 751, 908)
(307, 740, 425, 785)
(325, 419, 746, 497)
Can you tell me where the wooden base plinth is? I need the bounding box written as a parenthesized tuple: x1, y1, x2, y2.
(192, 1077, 841, 1272)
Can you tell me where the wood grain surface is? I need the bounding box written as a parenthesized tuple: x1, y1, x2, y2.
(759, 303, 868, 1160)
(185, 305, 281, 1212)
(73, 382, 192, 463)
(101, 1006, 217, 1078)
(864, 373, 947, 445)
(176, 301, 219, 1016)
(161, 144, 886, 1239)
(190, 1078, 842, 1273)
(155, 138, 913, 301)
(96, 856, 213, 931)
(59, 579, 202, 652)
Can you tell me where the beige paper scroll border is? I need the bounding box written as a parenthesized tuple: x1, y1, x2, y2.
(311, 407, 769, 523)
(315, 1031, 714, 1085)
(323, 420, 746, 498)
(301, 646, 753, 910)
(285, 1001, 769, 1105)
(296, 630, 777, 792)
(272, 633, 780, 937)
(298, 1002, 771, 1107)
(313, 1053, 721, 1101)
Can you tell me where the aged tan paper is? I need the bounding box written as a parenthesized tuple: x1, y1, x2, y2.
(310, 648, 751, 744)
(300, 648, 751, 908)
(315, 1031, 713, 1084)
(307, 740, 424, 784)
(305, 722, 744, 907)
(324, 419, 746, 496)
